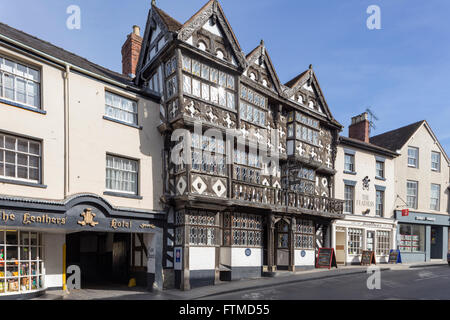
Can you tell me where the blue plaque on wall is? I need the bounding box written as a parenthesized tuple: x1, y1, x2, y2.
(245, 248, 251, 256)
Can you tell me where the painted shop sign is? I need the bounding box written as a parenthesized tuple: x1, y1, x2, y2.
(0, 209, 156, 233)
(356, 194, 374, 207)
(415, 216, 436, 222)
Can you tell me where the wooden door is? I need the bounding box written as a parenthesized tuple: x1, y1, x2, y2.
(335, 231, 346, 265)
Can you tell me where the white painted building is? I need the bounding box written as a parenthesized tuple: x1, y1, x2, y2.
(333, 113, 398, 264)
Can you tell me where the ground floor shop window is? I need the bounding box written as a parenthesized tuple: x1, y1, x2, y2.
(0, 230, 44, 294)
(348, 228, 363, 255)
(376, 231, 390, 255)
(399, 224, 425, 252)
(294, 219, 315, 249)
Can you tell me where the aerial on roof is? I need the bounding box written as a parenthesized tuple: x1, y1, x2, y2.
(0, 22, 135, 87)
(369, 120, 425, 152)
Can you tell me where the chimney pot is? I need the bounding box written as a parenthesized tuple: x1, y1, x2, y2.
(133, 25, 140, 37)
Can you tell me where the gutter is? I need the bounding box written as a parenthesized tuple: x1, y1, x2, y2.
(0, 33, 160, 101)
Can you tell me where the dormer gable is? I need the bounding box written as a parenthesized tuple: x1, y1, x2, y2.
(245, 40, 282, 94)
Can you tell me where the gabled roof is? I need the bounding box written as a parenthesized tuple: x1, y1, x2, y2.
(370, 120, 450, 164)
(153, 6, 183, 32)
(245, 40, 282, 94)
(163, 0, 247, 69)
(369, 120, 425, 152)
(339, 136, 398, 158)
(0, 22, 134, 86)
(284, 70, 309, 88)
(283, 67, 342, 128)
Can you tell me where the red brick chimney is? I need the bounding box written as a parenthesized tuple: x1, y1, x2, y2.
(349, 112, 370, 143)
(121, 25, 143, 78)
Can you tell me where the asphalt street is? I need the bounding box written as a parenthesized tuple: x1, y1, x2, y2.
(200, 266, 450, 300)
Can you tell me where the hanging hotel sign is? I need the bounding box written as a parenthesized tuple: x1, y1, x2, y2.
(0, 209, 156, 233)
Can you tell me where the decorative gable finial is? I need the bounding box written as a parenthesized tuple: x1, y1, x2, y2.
(213, 0, 219, 13)
(151, 0, 156, 7)
(309, 64, 313, 70)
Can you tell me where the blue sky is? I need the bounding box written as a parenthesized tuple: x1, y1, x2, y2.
(1, 0, 450, 154)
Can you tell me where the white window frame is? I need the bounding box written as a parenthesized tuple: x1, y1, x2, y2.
(375, 190, 384, 217)
(344, 184, 354, 214)
(0, 56, 41, 109)
(430, 183, 440, 211)
(431, 151, 440, 172)
(348, 228, 363, 255)
(406, 180, 418, 209)
(407, 147, 419, 168)
(105, 154, 139, 195)
(344, 153, 355, 172)
(105, 91, 138, 125)
(0, 133, 41, 183)
(376, 160, 384, 178)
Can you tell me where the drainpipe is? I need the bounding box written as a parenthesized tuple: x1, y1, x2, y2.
(63, 64, 70, 198)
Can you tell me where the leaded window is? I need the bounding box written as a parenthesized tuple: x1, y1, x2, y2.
(181, 210, 219, 246)
(225, 213, 262, 247)
(294, 219, 315, 249)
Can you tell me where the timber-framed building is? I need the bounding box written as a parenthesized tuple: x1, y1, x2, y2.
(135, 0, 345, 290)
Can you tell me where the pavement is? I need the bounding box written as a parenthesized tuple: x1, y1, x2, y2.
(33, 260, 449, 300)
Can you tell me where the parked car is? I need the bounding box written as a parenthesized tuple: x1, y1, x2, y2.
(447, 252, 450, 265)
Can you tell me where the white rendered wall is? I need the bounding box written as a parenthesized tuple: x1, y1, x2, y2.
(43, 233, 65, 289)
(231, 248, 262, 267)
(220, 247, 231, 266)
(189, 247, 215, 271)
(294, 249, 315, 266)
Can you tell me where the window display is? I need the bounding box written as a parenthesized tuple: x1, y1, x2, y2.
(0, 230, 44, 294)
(399, 224, 424, 252)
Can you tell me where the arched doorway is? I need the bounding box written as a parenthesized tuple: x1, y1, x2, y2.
(274, 219, 290, 270)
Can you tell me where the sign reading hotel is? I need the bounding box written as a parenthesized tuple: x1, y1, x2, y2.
(0, 209, 155, 233)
